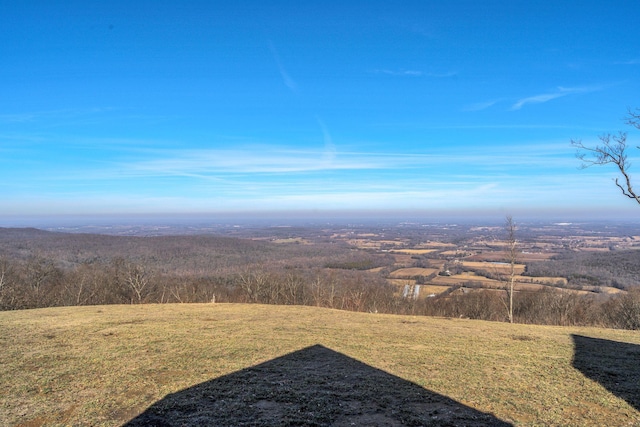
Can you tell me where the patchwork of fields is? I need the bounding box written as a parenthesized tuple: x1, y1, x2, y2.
(332, 223, 640, 300)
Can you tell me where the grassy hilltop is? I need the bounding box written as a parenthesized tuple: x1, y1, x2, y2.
(1, 303, 639, 426)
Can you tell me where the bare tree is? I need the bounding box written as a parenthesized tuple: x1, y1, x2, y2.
(66, 264, 99, 306)
(311, 275, 325, 307)
(572, 108, 640, 205)
(0, 257, 11, 308)
(125, 263, 149, 304)
(503, 216, 517, 323)
(237, 270, 271, 303)
(0, 258, 7, 294)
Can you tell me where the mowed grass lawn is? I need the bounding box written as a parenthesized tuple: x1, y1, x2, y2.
(1, 303, 639, 426)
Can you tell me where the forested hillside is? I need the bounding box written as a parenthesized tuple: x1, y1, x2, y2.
(525, 250, 640, 290)
(0, 228, 395, 311)
(1, 226, 639, 329)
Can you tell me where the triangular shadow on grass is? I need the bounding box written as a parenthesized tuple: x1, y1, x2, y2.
(572, 335, 640, 411)
(123, 344, 511, 426)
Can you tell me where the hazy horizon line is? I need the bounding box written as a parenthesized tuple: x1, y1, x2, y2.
(1, 208, 637, 228)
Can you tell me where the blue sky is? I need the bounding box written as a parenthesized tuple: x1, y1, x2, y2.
(2, 1, 640, 222)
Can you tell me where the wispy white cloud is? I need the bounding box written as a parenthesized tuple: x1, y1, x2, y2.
(316, 116, 337, 166)
(462, 100, 500, 112)
(369, 121, 609, 133)
(0, 113, 40, 123)
(0, 107, 114, 123)
(72, 138, 574, 184)
(511, 85, 602, 110)
(3, 140, 631, 216)
(374, 69, 423, 76)
(511, 92, 566, 110)
(372, 69, 456, 78)
(615, 59, 640, 65)
(426, 71, 457, 78)
(268, 40, 297, 93)
(119, 148, 410, 176)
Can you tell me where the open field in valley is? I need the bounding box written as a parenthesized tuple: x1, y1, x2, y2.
(458, 261, 527, 276)
(388, 267, 439, 278)
(388, 249, 438, 255)
(1, 304, 639, 426)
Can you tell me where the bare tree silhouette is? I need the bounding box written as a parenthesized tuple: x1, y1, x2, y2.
(572, 108, 640, 205)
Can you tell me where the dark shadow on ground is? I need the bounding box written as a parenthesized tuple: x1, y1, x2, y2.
(123, 344, 511, 426)
(572, 335, 640, 412)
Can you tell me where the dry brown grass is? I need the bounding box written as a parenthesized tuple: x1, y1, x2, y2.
(347, 239, 404, 249)
(388, 280, 457, 297)
(518, 252, 558, 261)
(430, 273, 501, 286)
(467, 252, 557, 262)
(428, 274, 593, 295)
(460, 261, 527, 275)
(390, 254, 414, 264)
(1, 304, 639, 426)
(388, 249, 437, 255)
(389, 267, 439, 278)
(513, 275, 567, 286)
(580, 285, 627, 295)
(421, 242, 457, 248)
(388, 278, 414, 286)
(415, 284, 452, 295)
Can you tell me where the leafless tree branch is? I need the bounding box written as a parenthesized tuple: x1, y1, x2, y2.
(625, 107, 640, 129)
(572, 109, 640, 205)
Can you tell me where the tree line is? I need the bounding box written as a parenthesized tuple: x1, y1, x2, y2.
(2, 251, 640, 329)
(1, 228, 639, 329)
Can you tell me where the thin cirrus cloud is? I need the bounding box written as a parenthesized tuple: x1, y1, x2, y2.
(0, 108, 114, 124)
(426, 71, 457, 78)
(511, 85, 602, 110)
(268, 40, 298, 93)
(372, 69, 456, 77)
(614, 58, 640, 65)
(373, 69, 423, 76)
(316, 117, 337, 166)
(120, 149, 423, 177)
(462, 100, 500, 112)
(2, 141, 607, 215)
(103, 141, 570, 181)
